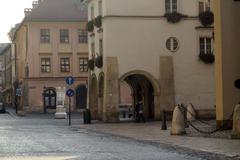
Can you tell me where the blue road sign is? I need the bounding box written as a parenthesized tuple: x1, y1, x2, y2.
(66, 76, 74, 85)
(66, 89, 75, 97)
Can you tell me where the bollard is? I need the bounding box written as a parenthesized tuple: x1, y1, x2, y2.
(171, 106, 186, 135)
(83, 108, 91, 124)
(231, 104, 240, 139)
(161, 110, 167, 130)
(187, 103, 196, 122)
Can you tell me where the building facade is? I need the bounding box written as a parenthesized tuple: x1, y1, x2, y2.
(0, 43, 14, 107)
(214, 0, 240, 128)
(86, 0, 215, 122)
(11, 0, 89, 112)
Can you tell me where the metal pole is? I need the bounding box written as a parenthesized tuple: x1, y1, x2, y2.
(69, 97, 71, 126)
(161, 110, 167, 130)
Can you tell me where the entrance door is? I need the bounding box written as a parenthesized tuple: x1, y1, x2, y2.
(76, 85, 87, 109)
(44, 88, 56, 109)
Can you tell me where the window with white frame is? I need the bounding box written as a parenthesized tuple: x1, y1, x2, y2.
(98, 0, 102, 16)
(166, 37, 179, 52)
(91, 6, 94, 19)
(60, 29, 69, 43)
(165, 0, 177, 13)
(199, 0, 211, 13)
(40, 29, 50, 43)
(200, 37, 212, 54)
(41, 58, 51, 73)
(79, 58, 88, 72)
(99, 39, 103, 55)
(60, 58, 70, 72)
(78, 29, 88, 43)
(91, 42, 95, 57)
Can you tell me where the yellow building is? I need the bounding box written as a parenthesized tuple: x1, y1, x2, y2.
(214, 0, 240, 128)
(10, 0, 89, 113)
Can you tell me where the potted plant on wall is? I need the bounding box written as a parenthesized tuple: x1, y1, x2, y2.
(199, 11, 214, 26)
(199, 52, 215, 64)
(93, 15, 102, 28)
(86, 20, 94, 32)
(95, 54, 103, 68)
(164, 12, 187, 23)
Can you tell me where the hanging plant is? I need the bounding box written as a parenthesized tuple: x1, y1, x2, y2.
(88, 59, 95, 70)
(86, 20, 94, 32)
(199, 11, 214, 26)
(164, 12, 187, 23)
(95, 54, 103, 68)
(94, 16, 102, 28)
(199, 52, 215, 64)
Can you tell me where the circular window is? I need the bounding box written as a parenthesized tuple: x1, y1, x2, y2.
(166, 37, 179, 52)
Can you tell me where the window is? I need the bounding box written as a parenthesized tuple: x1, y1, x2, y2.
(91, 43, 95, 57)
(79, 58, 88, 72)
(99, 39, 103, 55)
(166, 37, 179, 52)
(199, 0, 211, 13)
(91, 6, 94, 19)
(200, 37, 212, 54)
(98, 0, 102, 16)
(78, 29, 88, 43)
(60, 58, 70, 72)
(165, 0, 177, 13)
(40, 29, 50, 43)
(41, 58, 51, 73)
(60, 29, 69, 43)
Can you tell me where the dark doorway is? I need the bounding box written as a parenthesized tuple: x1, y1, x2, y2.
(123, 74, 155, 121)
(43, 88, 56, 109)
(76, 85, 87, 109)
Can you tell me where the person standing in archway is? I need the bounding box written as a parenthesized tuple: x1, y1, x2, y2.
(136, 101, 145, 123)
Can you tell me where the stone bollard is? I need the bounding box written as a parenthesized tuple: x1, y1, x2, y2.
(171, 106, 186, 135)
(231, 104, 240, 139)
(187, 103, 196, 122)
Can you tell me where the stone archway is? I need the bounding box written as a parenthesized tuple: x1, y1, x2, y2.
(98, 73, 104, 120)
(119, 70, 161, 120)
(89, 74, 98, 120)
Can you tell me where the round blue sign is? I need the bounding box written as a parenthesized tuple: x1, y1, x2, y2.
(66, 76, 74, 85)
(66, 89, 75, 97)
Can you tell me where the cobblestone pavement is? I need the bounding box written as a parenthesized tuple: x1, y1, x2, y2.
(0, 111, 239, 160)
(78, 122, 240, 159)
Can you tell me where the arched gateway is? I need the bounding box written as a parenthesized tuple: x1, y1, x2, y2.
(119, 70, 161, 120)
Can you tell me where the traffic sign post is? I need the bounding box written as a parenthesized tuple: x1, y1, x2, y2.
(65, 77, 75, 126)
(66, 76, 74, 85)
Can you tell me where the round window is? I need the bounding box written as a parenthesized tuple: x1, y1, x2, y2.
(166, 37, 179, 52)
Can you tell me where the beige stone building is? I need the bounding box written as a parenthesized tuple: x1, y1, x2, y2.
(11, 0, 89, 112)
(214, 0, 240, 129)
(85, 0, 215, 122)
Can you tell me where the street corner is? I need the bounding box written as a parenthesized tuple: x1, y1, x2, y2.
(0, 156, 77, 160)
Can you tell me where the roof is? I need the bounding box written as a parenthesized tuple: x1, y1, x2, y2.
(0, 43, 11, 55)
(24, 0, 88, 22)
(11, 0, 87, 41)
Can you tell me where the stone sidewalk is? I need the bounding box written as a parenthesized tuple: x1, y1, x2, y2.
(78, 122, 240, 158)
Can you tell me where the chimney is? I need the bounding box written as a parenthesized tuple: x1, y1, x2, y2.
(32, 1, 39, 8)
(24, 8, 32, 17)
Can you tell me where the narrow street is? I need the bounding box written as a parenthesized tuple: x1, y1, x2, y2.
(0, 112, 231, 160)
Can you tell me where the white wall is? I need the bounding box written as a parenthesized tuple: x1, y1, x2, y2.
(88, 0, 215, 110)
